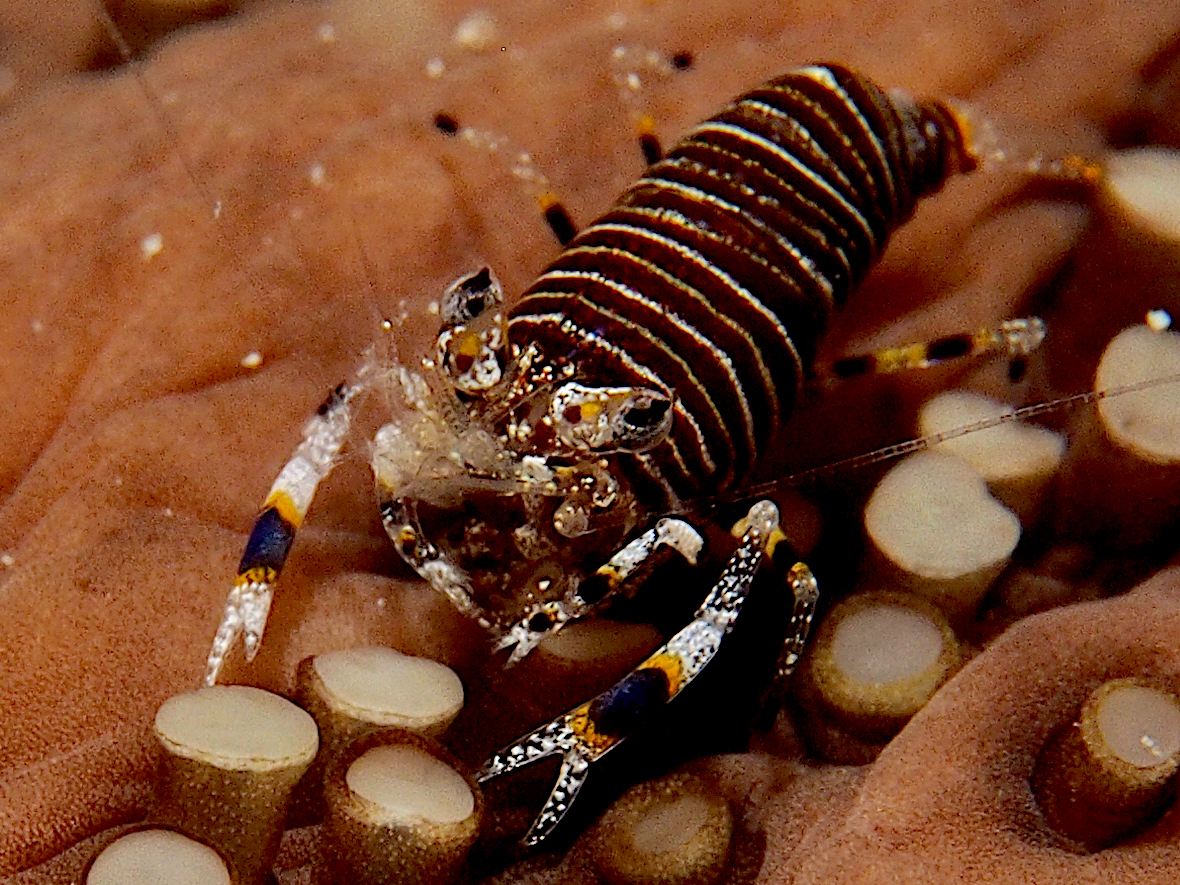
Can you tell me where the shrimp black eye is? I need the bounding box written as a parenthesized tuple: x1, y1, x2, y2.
(614, 394, 672, 450)
(528, 611, 554, 632)
(462, 266, 493, 294)
(622, 398, 669, 430)
(439, 266, 503, 326)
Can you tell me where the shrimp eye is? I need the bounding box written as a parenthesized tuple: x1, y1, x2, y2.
(622, 397, 669, 430)
(614, 393, 672, 449)
(440, 266, 503, 326)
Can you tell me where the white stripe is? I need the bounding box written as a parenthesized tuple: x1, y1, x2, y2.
(580, 220, 804, 391)
(736, 97, 854, 194)
(647, 175, 835, 306)
(799, 65, 897, 210)
(678, 133, 855, 288)
(579, 220, 800, 368)
(688, 120, 877, 251)
(634, 450, 684, 506)
(557, 243, 781, 429)
(726, 99, 859, 285)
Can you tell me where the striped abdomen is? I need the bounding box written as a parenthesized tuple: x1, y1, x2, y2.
(507, 63, 975, 503)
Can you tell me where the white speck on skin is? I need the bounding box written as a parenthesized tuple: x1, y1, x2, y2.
(309, 163, 326, 186)
(426, 57, 445, 78)
(241, 351, 264, 369)
(141, 233, 164, 261)
(452, 10, 498, 52)
(318, 22, 336, 42)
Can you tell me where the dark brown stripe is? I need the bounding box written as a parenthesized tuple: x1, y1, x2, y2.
(682, 118, 877, 276)
(713, 94, 865, 218)
(656, 145, 853, 294)
(632, 160, 835, 308)
(541, 244, 778, 443)
(669, 137, 862, 296)
(745, 73, 897, 232)
(583, 205, 824, 371)
(824, 65, 914, 213)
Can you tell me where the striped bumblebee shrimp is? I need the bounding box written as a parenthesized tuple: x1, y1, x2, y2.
(21, 1, 1180, 864)
(189, 54, 1174, 843)
(202, 60, 1060, 681)
(205, 64, 999, 675)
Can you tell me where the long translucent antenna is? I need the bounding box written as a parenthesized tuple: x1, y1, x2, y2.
(433, 113, 579, 246)
(93, 7, 395, 684)
(95, 4, 221, 222)
(96, 2, 349, 301)
(699, 369, 1180, 510)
